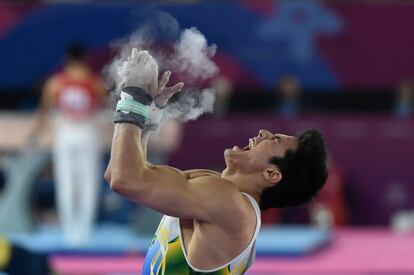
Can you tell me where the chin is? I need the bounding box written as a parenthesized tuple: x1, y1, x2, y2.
(224, 147, 248, 170)
(224, 148, 232, 157)
(223, 149, 232, 167)
(224, 148, 240, 163)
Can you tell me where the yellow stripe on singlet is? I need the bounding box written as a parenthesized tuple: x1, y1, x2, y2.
(0, 236, 11, 268)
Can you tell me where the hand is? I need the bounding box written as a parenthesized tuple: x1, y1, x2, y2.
(117, 48, 159, 93)
(153, 70, 184, 108)
(146, 71, 184, 130)
(116, 48, 184, 130)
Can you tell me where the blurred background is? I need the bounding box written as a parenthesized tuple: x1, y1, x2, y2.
(0, 0, 414, 274)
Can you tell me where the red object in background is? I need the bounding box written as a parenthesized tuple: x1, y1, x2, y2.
(260, 163, 349, 226)
(54, 72, 102, 120)
(261, 208, 283, 225)
(315, 163, 349, 225)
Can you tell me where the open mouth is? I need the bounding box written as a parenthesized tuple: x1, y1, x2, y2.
(241, 138, 255, 151)
(232, 138, 256, 152)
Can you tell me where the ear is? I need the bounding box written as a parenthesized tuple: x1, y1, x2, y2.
(262, 166, 282, 185)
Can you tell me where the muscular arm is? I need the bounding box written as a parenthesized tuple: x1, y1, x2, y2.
(104, 127, 153, 182)
(105, 123, 244, 224)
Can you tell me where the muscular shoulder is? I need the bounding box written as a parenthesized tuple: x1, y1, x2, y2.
(188, 176, 249, 228)
(147, 165, 251, 229)
(188, 175, 237, 197)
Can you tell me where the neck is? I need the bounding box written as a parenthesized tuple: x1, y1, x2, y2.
(64, 62, 90, 78)
(221, 168, 263, 205)
(66, 61, 88, 70)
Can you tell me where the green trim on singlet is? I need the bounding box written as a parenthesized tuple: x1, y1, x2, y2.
(163, 236, 234, 275)
(116, 99, 149, 118)
(144, 193, 260, 275)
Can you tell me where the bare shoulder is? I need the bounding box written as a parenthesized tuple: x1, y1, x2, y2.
(43, 75, 61, 95)
(188, 176, 250, 228)
(188, 175, 237, 195)
(45, 75, 61, 87)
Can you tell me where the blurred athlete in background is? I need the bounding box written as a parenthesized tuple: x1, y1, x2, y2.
(31, 43, 107, 245)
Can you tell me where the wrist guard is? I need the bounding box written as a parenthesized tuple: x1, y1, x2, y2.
(113, 87, 153, 129)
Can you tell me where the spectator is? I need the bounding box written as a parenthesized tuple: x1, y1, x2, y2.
(275, 75, 302, 117)
(393, 79, 414, 118)
(310, 161, 349, 227)
(211, 76, 234, 117)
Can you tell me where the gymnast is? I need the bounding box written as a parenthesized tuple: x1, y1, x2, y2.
(105, 49, 328, 275)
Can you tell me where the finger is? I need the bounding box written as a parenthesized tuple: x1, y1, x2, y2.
(162, 82, 184, 97)
(136, 50, 147, 64)
(158, 71, 171, 91)
(155, 82, 184, 108)
(140, 51, 149, 64)
(131, 48, 138, 63)
(167, 82, 184, 93)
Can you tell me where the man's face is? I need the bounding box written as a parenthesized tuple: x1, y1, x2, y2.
(224, 129, 299, 173)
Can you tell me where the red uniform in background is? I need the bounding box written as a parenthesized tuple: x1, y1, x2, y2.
(54, 72, 102, 120)
(38, 46, 107, 246)
(314, 164, 349, 226)
(261, 164, 349, 226)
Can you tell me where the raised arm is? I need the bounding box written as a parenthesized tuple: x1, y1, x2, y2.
(104, 49, 182, 179)
(108, 123, 236, 221)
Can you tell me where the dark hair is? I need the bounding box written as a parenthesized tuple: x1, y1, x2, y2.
(66, 42, 86, 61)
(260, 130, 328, 209)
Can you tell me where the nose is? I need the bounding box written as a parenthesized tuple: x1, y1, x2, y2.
(259, 129, 272, 138)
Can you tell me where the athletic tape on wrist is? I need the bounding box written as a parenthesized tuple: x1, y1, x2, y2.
(116, 99, 150, 119)
(122, 86, 153, 105)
